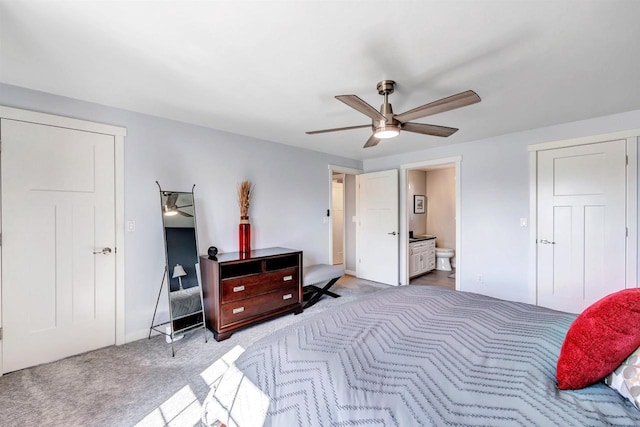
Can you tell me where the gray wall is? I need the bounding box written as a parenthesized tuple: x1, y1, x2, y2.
(0, 83, 362, 341)
(4, 82, 640, 336)
(365, 109, 640, 303)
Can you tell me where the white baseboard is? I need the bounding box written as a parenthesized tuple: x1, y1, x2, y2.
(125, 325, 206, 344)
(345, 269, 356, 276)
(125, 329, 153, 344)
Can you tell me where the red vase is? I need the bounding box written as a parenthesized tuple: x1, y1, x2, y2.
(239, 217, 251, 254)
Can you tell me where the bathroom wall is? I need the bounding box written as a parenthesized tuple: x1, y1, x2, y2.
(426, 167, 456, 250)
(344, 174, 357, 274)
(331, 174, 345, 265)
(408, 170, 427, 235)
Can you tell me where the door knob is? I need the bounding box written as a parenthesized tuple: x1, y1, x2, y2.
(387, 231, 397, 236)
(539, 239, 555, 244)
(93, 247, 113, 255)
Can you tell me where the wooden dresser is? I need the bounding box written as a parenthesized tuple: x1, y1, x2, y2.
(199, 247, 303, 341)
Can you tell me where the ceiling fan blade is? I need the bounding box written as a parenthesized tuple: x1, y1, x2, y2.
(395, 90, 481, 123)
(336, 95, 387, 122)
(177, 210, 193, 218)
(363, 135, 380, 148)
(165, 193, 178, 207)
(306, 124, 371, 135)
(402, 122, 459, 137)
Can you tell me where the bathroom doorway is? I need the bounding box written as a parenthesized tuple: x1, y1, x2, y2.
(332, 173, 345, 266)
(329, 165, 361, 276)
(400, 157, 460, 289)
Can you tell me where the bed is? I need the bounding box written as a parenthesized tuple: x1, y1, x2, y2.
(202, 285, 640, 426)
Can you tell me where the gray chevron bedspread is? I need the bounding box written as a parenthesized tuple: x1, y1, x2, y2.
(202, 286, 640, 426)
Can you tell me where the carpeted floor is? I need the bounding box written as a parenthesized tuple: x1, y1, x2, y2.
(0, 276, 388, 427)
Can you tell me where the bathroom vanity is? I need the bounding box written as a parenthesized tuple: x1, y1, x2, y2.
(409, 235, 436, 278)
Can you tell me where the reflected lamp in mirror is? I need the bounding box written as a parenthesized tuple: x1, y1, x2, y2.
(172, 264, 187, 291)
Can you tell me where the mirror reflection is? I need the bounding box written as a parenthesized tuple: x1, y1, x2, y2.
(150, 185, 208, 356)
(161, 191, 198, 292)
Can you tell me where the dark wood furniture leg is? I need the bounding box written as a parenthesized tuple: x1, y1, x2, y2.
(303, 277, 341, 309)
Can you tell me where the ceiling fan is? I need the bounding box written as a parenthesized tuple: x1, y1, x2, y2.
(306, 80, 481, 148)
(163, 192, 193, 217)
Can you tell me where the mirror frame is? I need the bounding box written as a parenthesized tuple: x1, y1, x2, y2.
(160, 189, 199, 292)
(149, 182, 207, 355)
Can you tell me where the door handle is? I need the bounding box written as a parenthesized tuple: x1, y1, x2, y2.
(93, 247, 112, 255)
(539, 239, 555, 244)
(387, 231, 397, 236)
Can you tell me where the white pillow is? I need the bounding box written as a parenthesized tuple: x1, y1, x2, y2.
(604, 346, 640, 410)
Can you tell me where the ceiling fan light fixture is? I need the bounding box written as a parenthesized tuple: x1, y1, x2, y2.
(163, 205, 178, 216)
(374, 129, 400, 139)
(374, 124, 400, 139)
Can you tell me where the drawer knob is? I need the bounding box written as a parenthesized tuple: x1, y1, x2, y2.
(233, 285, 245, 292)
(283, 275, 293, 281)
(283, 293, 292, 300)
(232, 306, 245, 314)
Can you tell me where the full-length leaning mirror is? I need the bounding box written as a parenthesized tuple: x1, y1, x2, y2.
(149, 182, 207, 355)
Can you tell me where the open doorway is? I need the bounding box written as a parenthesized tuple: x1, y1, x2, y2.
(332, 173, 345, 266)
(400, 157, 461, 289)
(329, 166, 361, 276)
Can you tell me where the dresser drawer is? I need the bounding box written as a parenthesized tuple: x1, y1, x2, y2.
(221, 267, 298, 303)
(220, 284, 299, 326)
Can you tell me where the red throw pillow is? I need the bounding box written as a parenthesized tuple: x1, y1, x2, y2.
(556, 288, 640, 389)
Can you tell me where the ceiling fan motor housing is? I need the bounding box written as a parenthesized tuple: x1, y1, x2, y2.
(373, 80, 401, 138)
(374, 101, 401, 138)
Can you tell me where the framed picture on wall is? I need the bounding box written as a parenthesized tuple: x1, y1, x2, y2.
(414, 195, 426, 214)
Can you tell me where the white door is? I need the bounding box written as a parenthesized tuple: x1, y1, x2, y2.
(332, 179, 344, 265)
(537, 139, 627, 313)
(1, 119, 116, 373)
(357, 169, 399, 285)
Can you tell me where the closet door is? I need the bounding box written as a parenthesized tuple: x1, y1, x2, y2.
(536, 139, 627, 313)
(1, 118, 116, 373)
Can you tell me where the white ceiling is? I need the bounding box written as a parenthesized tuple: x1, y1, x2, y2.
(2, 1, 640, 161)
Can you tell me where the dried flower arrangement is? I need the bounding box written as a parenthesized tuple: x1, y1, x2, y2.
(237, 180, 254, 219)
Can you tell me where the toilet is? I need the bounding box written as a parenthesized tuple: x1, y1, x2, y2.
(435, 247, 454, 271)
